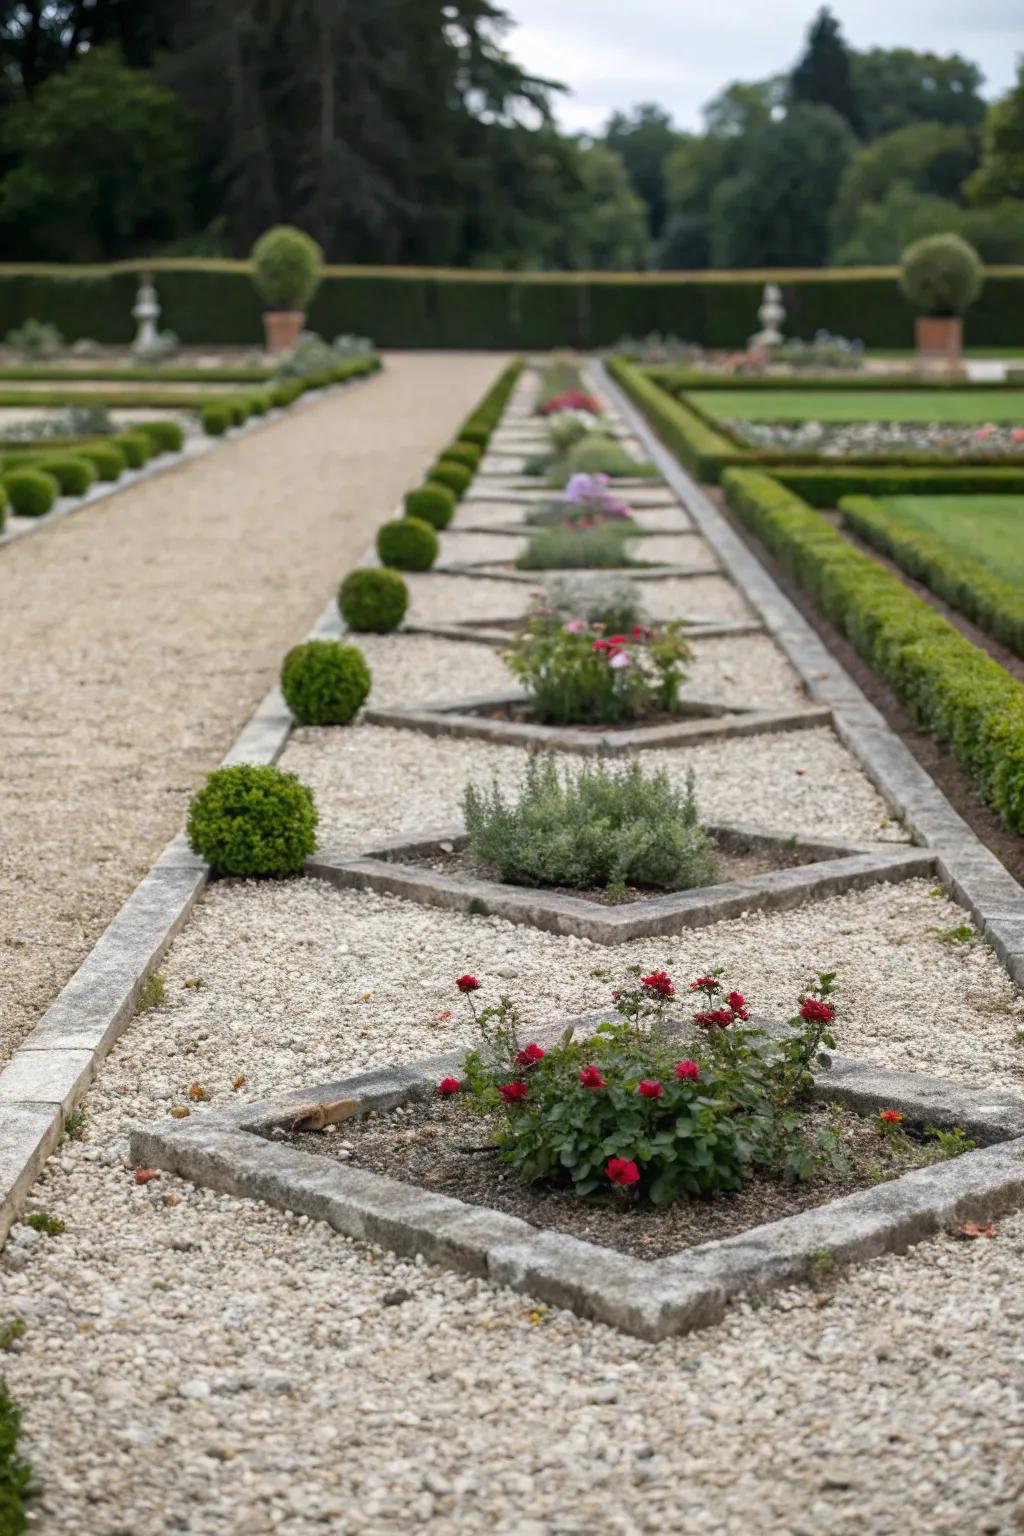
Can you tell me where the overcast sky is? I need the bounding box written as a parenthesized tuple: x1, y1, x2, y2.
(501, 1, 1022, 133)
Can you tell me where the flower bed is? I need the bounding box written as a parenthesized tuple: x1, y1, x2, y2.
(502, 615, 691, 724)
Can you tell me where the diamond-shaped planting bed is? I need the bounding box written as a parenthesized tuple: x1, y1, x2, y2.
(402, 616, 765, 647)
(432, 559, 718, 583)
(306, 822, 934, 943)
(130, 1047, 1024, 1341)
(362, 689, 832, 754)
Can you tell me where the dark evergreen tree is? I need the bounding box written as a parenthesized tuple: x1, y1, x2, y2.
(790, 7, 862, 136)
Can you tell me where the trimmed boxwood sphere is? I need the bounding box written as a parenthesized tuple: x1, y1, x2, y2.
(112, 432, 153, 469)
(281, 640, 371, 725)
(33, 456, 96, 496)
(202, 403, 231, 436)
(187, 764, 317, 878)
(403, 482, 456, 530)
(430, 459, 472, 496)
(442, 440, 482, 470)
(377, 516, 438, 571)
(2, 468, 59, 517)
(339, 568, 408, 632)
(81, 442, 126, 480)
(458, 421, 490, 448)
(140, 420, 185, 454)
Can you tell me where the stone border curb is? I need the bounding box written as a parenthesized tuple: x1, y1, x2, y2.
(594, 360, 1024, 987)
(0, 370, 376, 552)
(401, 618, 765, 648)
(128, 1041, 1024, 1340)
(432, 560, 718, 584)
(363, 690, 832, 755)
(306, 822, 934, 944)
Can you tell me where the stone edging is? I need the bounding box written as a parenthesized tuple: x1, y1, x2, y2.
(432, 560, 717, 583)
(401, 618, 765, 647)
(594, 359, 1024, 987)
(306, 822, 934, 944)
(128, 1039, 1024, 1340)
(363, 690, 832, 754)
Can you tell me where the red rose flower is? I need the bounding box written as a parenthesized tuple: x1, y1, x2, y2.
(579, 1065, 606, 1089)
(456, 974, 480, 994)
(690, 975, 719, 992)
(437, 1077, 460, 1096)
(800, 998, 834, 1024)
(606, 634, 627, 646)
(880, 1109, 903, 1125)
(516, 1042, 545, 1065)
(637, 1079, 663, 1099)
(632, 625, 651, 642)
(694, 1007, 736, 1029)
(498, 1081, 528, 1104)
(674, 1060, 700, 1081)
(641, 970, 675, 997)
(726, 991, 746, 1012)
(606, 1157, 640, 1187)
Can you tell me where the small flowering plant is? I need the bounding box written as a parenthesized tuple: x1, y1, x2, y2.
(503, 616, 691, 726)
(442, 965, 846, 1205)
(527, 473, 634, 531)
(537, 389, 602, 417)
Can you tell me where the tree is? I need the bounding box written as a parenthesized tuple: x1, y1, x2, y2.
(603, 103, 680, 238)
(831, 122, 978, 248)
(789, 7, 861, 135)
(966, 61, 1024, 206)
(831, 184, 1024, 266)
(0, 0, 173, 102)
(852, 48, 985, 140)
(710, 103, 856, 268)
(566, 146, 650, 269)
(0, 45, 194, 258)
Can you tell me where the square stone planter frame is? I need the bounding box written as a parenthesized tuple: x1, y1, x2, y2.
(363, 689, 833, 755)
(129, 1040, 1024, 1342)
(307, 823, 935, 944)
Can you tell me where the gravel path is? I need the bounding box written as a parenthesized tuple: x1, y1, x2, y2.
(3, 358, 1024, 1536)
(0, 353, 505, 1062)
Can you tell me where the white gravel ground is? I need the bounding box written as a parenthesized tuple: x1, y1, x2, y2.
(4, 360, 1024, 1536)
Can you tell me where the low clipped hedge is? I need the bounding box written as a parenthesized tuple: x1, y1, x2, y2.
(722, 468, 1024, 833)
(0, 1374, 32, 1535)
(202, 403, 231, 436)
(32, 455, 96, 495)
(2, 467, 58, 516)
(280, 639, 371, 725)
(80, 442, 125, 480)
(771, 464, 1024, 507)
(339, 567, 408, 632)
(404, 483, 455, 530)
(0, 483, 6, 532)
(442, 440, 482, 470)
(187, 764, 318, 878)
(840, 494, 1024, 658)
(111, 430, 153, 468)
(377, 516, 438, 571)
(605, 357, 738, 482)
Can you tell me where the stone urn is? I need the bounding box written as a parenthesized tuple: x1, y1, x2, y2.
(915, 316, 963, 359)
(262, 311, 305, 353)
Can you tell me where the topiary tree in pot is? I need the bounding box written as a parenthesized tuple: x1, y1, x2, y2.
(250, 225, 324, 353)
(899, 234, 983, 359)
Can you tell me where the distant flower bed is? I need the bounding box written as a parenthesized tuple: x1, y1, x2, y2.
(728, 418, 1024, 458)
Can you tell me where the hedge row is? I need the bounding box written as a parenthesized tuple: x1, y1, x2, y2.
(839, 494, 1024, 659)
(648, 368, 1024, 395)
(722, 468, 1024, 833)
(0, 364, 273, 383)
(605, 357, 739, 480)
(772, 465, 1024, 506)
(1, 261, 1023, 348)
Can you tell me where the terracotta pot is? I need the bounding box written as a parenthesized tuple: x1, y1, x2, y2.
(262, 311, 305, 353)
(915, 316, 962, 359)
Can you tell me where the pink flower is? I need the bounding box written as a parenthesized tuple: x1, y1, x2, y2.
(674, 1060, 700, 1081)
(608, 650, 631, 670)
(437, 1077, 460, 1096)
(516, 1042, 545, 1065)
(498, 1081, 528, 1104)
(579, 1065, 606, 1089)
(1012, 427, 1024, 443)
(606, 1157, 640, 1187)
(973, 425, 995, 441)
(637, 1079, 663, 1099)
(563, 618, 587, 634)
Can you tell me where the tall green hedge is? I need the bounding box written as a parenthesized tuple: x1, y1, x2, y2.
(722, 468, 1024, 834)
(1, 261, 1022, 348)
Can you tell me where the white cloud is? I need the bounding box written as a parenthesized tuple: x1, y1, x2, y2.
(500, 0, 1022, 132)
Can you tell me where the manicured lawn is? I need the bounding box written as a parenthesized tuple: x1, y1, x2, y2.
(878, 494, 1024, 586)
(688, 389, 1024, 424)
